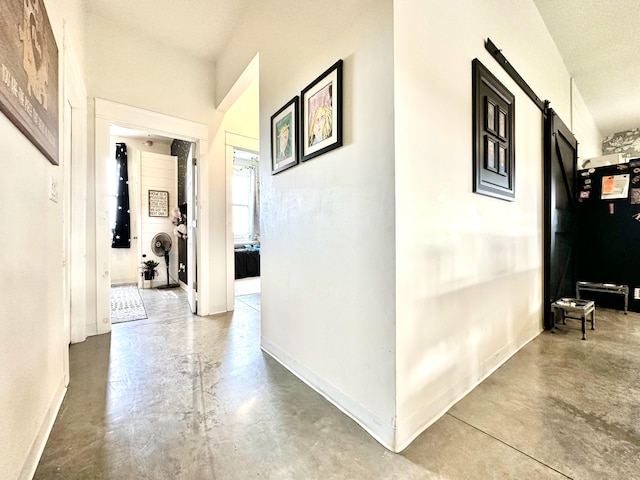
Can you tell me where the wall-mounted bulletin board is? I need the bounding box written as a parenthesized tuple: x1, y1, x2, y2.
(576, 161, 640, 312)
(149, 190, 169, 217)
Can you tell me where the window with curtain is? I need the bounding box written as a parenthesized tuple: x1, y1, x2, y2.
(232, 155, 260, 243)
(111, 143, 131, 248)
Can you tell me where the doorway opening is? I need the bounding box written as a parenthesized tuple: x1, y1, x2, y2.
(107, 126, 196, 323)
(232, 148, 261, 302)
(94, 98, 208, 334)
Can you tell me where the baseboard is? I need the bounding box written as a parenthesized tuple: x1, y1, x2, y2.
(18, 379, 67, 480)
(110, 279, 137, 286)
(207, 303, 228, 316)
(261, 323, 542, 453)
(261, 337, 396, 451)
(85, 322, 98, 337)
(394, 324, 543, 452)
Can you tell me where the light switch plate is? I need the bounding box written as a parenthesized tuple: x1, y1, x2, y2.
(49, 177, 58, 203)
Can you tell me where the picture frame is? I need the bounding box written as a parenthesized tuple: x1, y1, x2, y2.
(601, 174, 630, 200)
(148, 190, 169, 217)
(472, 59, 515, 201)
(301, 59, 343, 162)
(271, 96, 299, 174)
(0, 0, 59, 165)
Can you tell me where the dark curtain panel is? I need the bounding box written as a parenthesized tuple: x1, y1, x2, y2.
(112, 143, 131, 248)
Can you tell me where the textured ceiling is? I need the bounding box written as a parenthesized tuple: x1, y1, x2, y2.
(534, 0, 640, 137)
(83, 0, 251, 61)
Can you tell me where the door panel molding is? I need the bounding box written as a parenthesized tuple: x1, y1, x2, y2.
(544, 108, 578, 328)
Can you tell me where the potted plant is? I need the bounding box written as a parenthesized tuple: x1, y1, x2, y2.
(141, 259, 160, 280)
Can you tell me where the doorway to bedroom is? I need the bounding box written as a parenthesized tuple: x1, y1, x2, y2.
(108, 126, 197, 324)
(232, 148, 261, 305)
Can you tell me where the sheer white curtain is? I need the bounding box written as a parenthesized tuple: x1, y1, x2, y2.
(251, 157, 260, 241)
(233, 156, 260, 243)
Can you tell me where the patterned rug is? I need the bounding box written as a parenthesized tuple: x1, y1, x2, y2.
(110, 285, 148, 324)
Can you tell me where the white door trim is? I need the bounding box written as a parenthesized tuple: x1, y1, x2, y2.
(63, 26, 88, 346)
(225, 136, 259, 311)
(94, 99, 209, 334)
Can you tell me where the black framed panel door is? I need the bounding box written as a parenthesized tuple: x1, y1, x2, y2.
(544, 109, 578, 328)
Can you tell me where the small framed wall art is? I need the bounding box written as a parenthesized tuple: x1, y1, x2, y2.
(472, 59, 515, 201)
(301, 59, 343, 162)
(149, 190, 169, 217)
(271, 96, 299, 174)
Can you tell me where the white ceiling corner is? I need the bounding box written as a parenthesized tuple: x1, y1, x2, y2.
(534, 0, 640, 137)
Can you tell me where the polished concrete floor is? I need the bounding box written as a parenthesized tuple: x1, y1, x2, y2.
(34, 287, 640, 479)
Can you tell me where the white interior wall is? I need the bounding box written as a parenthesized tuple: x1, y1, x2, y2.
(46, 0, 84, 77)
(216, 1, 397, 448)
(0, 112, 67, 480)
(0, 1, 85, 478)
(571, 79, 603, 161)
(84, 14, 215, 125)
(393, 0, 603, 451)
(109, 136, 172, 285)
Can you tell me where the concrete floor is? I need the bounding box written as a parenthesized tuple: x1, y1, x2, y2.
(35, 287, 640, 479)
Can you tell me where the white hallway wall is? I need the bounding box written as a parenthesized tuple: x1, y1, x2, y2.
(216, 0, 398, 448)
(393, 0, 602, 450)
(215, 0, 603, 452)
(0, 112, 66, 480)
(0, 1, 86, 478)
(571, 78, 603, 160)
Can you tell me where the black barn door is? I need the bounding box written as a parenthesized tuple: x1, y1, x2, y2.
(544, 109, 578, 328)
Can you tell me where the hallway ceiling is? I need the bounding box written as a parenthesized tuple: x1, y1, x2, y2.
(534, 0, 640, 137)
(83, 0, 251, 61)
(85, 0, 639, 138)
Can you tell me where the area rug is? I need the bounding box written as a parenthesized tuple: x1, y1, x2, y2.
(110, 285, 148, 324)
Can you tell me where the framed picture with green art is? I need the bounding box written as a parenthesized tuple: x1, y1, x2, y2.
(271, 96, 299, 175)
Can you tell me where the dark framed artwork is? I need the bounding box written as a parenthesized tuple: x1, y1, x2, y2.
(149, 190, 169, 217)
(301, 59, 343, 162)
(0, 0, 59, 165)
(271, 96, 299, 174)
(472, 59, 515, 201)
